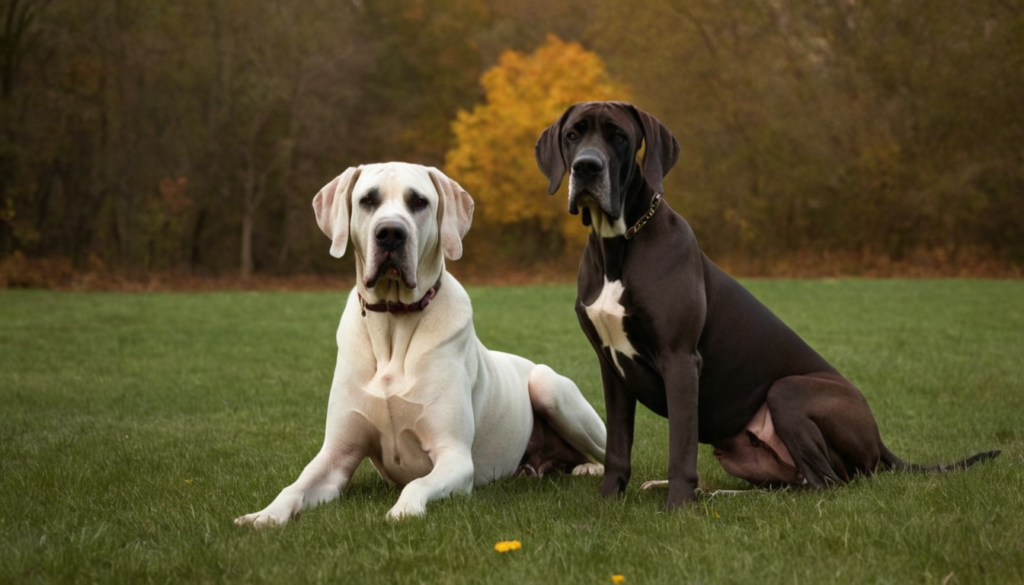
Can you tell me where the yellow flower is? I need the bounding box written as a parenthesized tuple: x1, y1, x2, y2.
(611, 575, 625, 584)
(494, 540, 522, 553)
(184, 479, 192, 485)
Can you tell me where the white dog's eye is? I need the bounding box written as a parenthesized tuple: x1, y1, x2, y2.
(358, 189, 379, 208)
(409, 194, 429, 212)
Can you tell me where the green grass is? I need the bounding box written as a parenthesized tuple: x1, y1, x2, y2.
(1, 280, 1022, 584)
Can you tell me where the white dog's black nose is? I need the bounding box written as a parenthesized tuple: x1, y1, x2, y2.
(375, 223, 408, 252)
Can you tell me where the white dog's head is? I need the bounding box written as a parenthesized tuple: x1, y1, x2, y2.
(312, 163, 474, 304)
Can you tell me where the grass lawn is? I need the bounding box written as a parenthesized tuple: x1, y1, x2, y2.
(1, 280, 1022, 584)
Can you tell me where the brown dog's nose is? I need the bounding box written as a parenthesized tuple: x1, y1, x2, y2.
(375, 224, 408, 251)
(572, 153, 605, 177)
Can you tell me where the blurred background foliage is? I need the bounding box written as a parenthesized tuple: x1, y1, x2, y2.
(0, 0, 1021, 284)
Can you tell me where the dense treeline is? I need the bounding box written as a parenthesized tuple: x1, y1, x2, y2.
(1, 0, 1021, 282)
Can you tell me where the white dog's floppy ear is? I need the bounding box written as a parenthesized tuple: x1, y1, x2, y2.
(312, 166, 362, 258)
(427, 168, 474, 261)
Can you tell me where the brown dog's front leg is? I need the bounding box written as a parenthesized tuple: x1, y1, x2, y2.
(663, 353, 701, 509)
(599, 360, 637, 498)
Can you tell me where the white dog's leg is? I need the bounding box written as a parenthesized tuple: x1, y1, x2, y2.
(234, 445, 365, 529)
(528, 364, 607, 474)
(236, 405, 370, 529)
(386, 446, 475, 521)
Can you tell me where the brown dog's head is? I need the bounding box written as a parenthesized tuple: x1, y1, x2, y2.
(535, 101, 679, 234)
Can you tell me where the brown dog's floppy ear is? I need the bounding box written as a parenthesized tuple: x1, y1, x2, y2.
(427, 167, 474, 261)
(535, 104, 578, 195)
(627, 104, 680, 195)
(312, 166, 362, 258)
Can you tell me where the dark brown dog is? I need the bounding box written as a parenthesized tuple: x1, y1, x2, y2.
(535, 100, 999, 509)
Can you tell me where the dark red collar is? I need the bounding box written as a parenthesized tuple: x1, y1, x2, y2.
(359, 276, 442, 317)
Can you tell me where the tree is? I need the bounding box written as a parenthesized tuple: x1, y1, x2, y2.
(444, 35, 630, 259)
(585, 0, 1024, 267)
(2, 0, 1021, 282)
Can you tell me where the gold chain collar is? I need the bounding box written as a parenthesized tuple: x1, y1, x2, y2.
(624, 193, 662, 240)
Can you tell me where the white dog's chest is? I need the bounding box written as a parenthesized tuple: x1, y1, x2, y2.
(583, 278, 638, 377)
(357, 373, 435, 485)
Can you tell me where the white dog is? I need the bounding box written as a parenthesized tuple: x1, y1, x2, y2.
(235, 163, 606, 526)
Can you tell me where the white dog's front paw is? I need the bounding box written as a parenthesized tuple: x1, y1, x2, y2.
(571, 462, 604, 477)
(640, 479, 669, 491)
(386, 500, 426, 521)
(234, 511, 289, 529)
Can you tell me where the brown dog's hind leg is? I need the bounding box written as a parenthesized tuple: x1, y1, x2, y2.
(516, 414, 586, 476)
(516, 365, 606, 477)
(766, 374, 884, 487)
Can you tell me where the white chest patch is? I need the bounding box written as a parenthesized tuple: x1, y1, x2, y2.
(584, 278, 638, 377)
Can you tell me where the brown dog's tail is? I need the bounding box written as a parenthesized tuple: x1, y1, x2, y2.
(880, 447, 1001, 474)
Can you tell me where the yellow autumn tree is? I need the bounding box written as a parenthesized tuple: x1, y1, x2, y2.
(444, 35, 630, 254)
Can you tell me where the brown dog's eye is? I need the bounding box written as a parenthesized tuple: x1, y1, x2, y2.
(566, 131, 579, 141)
(612, 134, 627, 143)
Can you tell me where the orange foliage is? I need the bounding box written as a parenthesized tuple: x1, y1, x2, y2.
(444, 35, 630, 248)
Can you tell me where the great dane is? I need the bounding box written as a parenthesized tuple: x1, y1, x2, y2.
(235, 163, 605, 526)
(535, 101, 999, 510)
